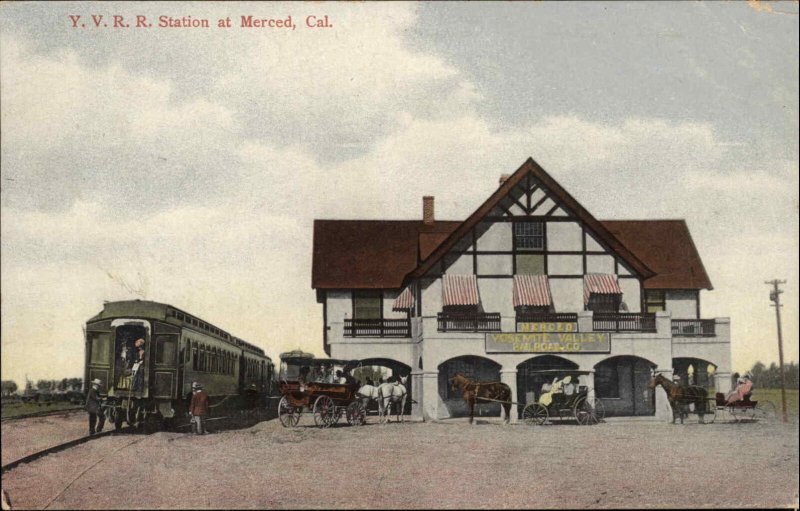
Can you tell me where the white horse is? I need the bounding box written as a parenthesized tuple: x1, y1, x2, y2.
(356, 384, 381, 410)
(377, 375, 408, 423)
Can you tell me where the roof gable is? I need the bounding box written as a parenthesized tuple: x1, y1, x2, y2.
(410, 158, 655, 279)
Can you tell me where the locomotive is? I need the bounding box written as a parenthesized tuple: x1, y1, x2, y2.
(84, 300, 274, 430)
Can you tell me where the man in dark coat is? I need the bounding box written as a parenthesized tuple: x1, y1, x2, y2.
(86, 378, 105, 435)
(189, 382, 210, 435)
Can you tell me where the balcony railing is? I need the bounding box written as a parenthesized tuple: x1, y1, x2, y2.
(671, 319, 716, 337)
(437, 312, 501, 332)
(516, 312, 579, 328)
(593, 312, 656, 333)
(344, 318, 411, 338)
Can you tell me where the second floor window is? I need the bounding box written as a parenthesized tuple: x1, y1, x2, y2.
(514, 221, 544, 250)
(353, 291, 382, 319)
(645, 290, 666, 313)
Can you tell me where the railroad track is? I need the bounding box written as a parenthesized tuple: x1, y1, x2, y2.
(1, 428, 135, 474)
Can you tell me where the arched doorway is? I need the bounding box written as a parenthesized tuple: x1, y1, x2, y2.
(356, 358, 412, 415)
(673, 358, 717, 390)
(438, 356, 501, 418)
(594, 356, 657, 417)
(516, 356, 579, 413)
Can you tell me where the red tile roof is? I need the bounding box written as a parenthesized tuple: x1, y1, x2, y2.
(601, 220, 713, 290)
(312, 220, 459, 289)
(312, 159, 712, 291)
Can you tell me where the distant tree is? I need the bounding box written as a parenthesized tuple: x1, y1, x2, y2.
(748, 361, 800, 389)
(58, 378, 69, 391)
(67, 378, 83, 392)
(1, 380, 17, 396)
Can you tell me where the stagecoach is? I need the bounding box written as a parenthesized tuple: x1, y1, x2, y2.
(520, 370, 605, 425)
(277, 353, 366, 428)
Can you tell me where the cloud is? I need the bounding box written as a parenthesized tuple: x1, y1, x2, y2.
(1, 6, 797, 383)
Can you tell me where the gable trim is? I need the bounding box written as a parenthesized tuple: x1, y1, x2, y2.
(409, 158, 655, 281)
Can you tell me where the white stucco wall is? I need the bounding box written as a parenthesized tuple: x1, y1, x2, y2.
(586, 254, 615, 274)
(585, 232, 604, 251)
(421, 278, 443, 316)
(549, 278, 585, 313)
(477, 278, 513, 314)
(618, 278, 642, 312)
(477, 254, 513, 275)
(445, 252, 473, 275)
(666, 290, 698, 319)
(476, 222, 512, 251)
(547, 221, 582, 251)
(327, 291, 351, 321)
(548, 254, 583, 275)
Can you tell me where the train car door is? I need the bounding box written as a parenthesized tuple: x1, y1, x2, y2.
(151, 322, 181, 405)
(86, 320, 113, 394)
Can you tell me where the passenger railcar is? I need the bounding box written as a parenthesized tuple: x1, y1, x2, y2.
(84, 300, 273, 429)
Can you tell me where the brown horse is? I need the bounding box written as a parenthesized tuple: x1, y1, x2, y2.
(450, 373, 512, 424)
(649, 374, 708, 424)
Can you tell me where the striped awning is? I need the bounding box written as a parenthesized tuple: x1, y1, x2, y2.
(513, 275, 552, 308)
(583, 274, 622, 305)
(392, 287, 415, 311)
(442, 274, 480, 306)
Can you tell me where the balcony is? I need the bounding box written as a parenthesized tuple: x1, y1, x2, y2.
(437, 312, 501, 332)
(592, 312, 657, 333)
(343, 318, 411, 338)
(671, 319, 716, 337)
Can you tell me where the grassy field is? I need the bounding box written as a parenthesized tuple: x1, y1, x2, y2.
(1, 401, 82, 419)
(751, 388, 798, 419)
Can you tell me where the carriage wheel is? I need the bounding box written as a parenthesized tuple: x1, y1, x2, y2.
(731, 403, 756, 422)
(278, 396, 301, 428)
(574, 396, 598, 425)
(313, 395, 336, 428)
(592, 398, 605, 423)
(753, 400, 778, 422)
(346, 401, 367, 426)
(703, 399, 717, 424)
(522, 403, 548, 425)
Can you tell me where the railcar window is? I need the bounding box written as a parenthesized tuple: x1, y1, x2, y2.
(89, 333, 111, 365)
(155, 335, 177, 365)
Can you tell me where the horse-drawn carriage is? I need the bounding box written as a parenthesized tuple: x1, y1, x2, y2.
(520, 370, 605, 425)
(712, 392, 777, 423)
(649, 374, 777, 424)
(277, 354, 367, 428)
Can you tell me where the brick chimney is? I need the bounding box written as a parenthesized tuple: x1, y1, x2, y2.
(423, 196, 435, 225)
(499, 174, 511, 186)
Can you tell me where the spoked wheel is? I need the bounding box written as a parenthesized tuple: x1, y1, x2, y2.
(703, 399, 717, 424)
(313, 395, 336, 428)
(278, 396, 301, 428)
(574, 396, 599, 425)
(346, 401, 367, 426)
(731, 403, 757, 422)
(753, 400, 778, 422)
(592, 397, 605, 423)
(522, 403, 548, 425)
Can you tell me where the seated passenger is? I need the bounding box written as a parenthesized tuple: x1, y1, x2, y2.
(725, 373, 753, 404)
(297, 366, 311, 392)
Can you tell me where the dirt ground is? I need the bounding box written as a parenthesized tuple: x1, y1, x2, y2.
(2, 414, 798, 509)
(1, 410, 86, 466)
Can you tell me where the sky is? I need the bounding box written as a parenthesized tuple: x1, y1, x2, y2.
(1, 1, 798, 384)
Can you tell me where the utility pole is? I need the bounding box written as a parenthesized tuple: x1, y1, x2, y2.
(765, 279, 788, 422)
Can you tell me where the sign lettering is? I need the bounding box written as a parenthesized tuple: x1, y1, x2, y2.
(485, 330, 611, 353)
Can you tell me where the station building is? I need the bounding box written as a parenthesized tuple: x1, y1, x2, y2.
(311, 158, 732, 421)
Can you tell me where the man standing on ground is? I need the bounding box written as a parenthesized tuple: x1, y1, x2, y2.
(86, 378, 105, 435)
(189, 382, 209, 435)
